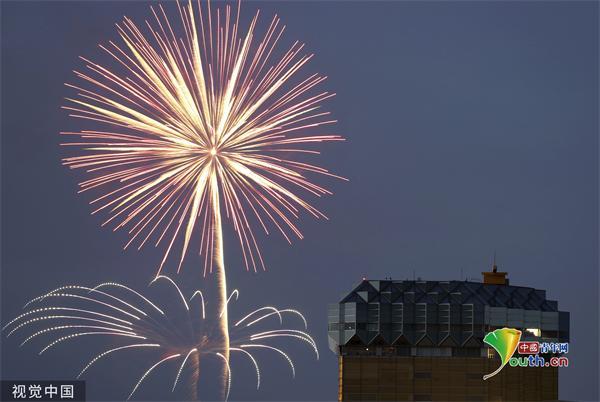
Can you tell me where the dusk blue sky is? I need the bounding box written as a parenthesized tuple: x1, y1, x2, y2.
(2, 1, 598, 401)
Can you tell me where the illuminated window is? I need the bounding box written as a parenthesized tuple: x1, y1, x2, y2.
(525, 328, 541, 337)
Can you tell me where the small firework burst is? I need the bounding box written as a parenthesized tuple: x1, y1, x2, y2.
(3, 277, 318, 401)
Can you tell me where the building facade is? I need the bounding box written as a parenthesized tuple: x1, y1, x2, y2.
(328, 267, 569, 401)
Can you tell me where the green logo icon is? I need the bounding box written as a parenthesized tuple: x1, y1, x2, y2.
(483, 327, 522, 380)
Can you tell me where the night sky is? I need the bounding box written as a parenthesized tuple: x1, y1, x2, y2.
(1, 1, 598, 401)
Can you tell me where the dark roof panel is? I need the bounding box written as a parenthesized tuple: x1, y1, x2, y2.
(340, 279, 562, 312)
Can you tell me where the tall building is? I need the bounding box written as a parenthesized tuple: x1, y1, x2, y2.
(328, 264, 569, 401)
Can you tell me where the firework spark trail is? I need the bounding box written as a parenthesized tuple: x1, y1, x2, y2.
(3, 278, 318, 401)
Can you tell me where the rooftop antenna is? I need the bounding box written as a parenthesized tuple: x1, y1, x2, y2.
(482, 249, 508, 285)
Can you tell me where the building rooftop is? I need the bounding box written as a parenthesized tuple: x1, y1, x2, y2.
(328, 268, 569, 354)
(340, 279, 559, 311)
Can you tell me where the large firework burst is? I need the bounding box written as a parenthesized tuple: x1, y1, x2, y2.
(3, 277, 318, 401)
(60, 1, 342, 392)
(61, 0, 344, 276)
